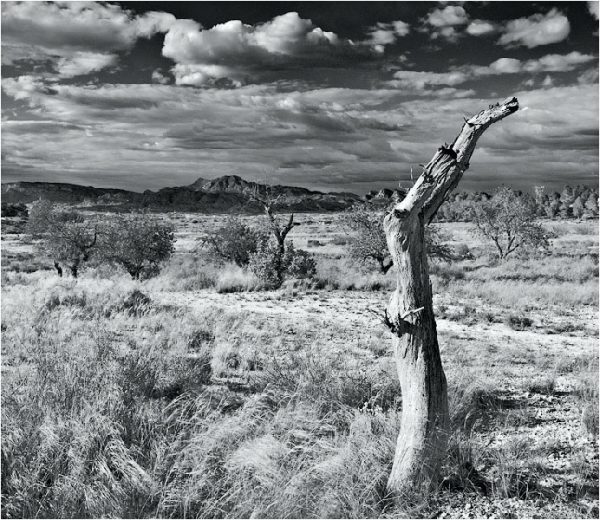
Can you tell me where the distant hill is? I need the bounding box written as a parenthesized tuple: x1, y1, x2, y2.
(1, 175, 361, 213)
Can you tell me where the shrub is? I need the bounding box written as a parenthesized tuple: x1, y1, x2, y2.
(526, 376, 556, 395)
(285, 245, 317, 279)
(26, 201, 99, 278)
(121, 290, 153, 316)
(100, 213, 175, 279)
(468, 187, 553, 260)
(506, 315, 533, 330)
(203, 217, 268, 267)
(248, 241, 316, 289)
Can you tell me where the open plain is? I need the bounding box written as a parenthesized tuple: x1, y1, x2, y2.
(1, 212, 598, 518)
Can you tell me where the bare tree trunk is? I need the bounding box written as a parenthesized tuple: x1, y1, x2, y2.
(384, 97, 519, 496)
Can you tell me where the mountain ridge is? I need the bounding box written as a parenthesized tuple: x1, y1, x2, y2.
(1, 175, 362, 213)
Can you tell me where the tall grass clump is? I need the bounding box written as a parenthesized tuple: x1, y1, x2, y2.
(575, 356, 599, 436)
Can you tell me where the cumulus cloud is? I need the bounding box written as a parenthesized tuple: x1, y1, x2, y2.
(499, 8, 570, 48)
(1, 2, 175, 75)
(387, 52, 595, 92)
(366, 20, 410, 52)
(162, 12, 375, 86)
(466, 20, 498, 36)
(151, 69, 171, 85)
(588, 1, 599, 20)
(56, 52, 119, 78)
(426, 6, 469, 27)
(423, 5, 469, 42)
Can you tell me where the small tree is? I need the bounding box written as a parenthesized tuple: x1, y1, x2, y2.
(572, 196, 585, 220)
(100, 213, 175, 279)
(203, 216, 268, 266)
(344, 204, 454, 273)
(249, 187, 301, 288)
(469, 187, 550, 260)
(27, 200, 98, 278)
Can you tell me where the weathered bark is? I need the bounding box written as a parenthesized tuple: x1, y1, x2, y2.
(378, 256, 394, 274)
(384, 97, 519, 496)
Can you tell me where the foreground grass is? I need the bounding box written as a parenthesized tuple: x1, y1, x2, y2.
(2, 268, 598, 518)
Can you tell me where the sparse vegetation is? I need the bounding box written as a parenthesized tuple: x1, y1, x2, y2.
(2, 205, 597, 519)
(468, 187, 553, 260)
(99, 212, 175, 279)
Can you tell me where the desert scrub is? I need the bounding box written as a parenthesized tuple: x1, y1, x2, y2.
(157, 391, 401, 518)
(1, 309, 214, 518)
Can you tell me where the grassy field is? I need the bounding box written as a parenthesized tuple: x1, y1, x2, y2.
(1, 213, 598, 518)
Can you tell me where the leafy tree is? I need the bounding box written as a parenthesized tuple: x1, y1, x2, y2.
(469, 187, 551, 260)
(572, 196, 585, 219)
(100, 213, 175, 279)
(203, 217, 268, 266)
(26, 200, 98, 278)
(585, 190, 599, 216)
(344, 205, 393, 273)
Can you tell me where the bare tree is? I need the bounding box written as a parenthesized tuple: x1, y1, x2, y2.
(27, 200, 98, 278)
(469, 187, 551, 260)
(382, 98, 519, 496)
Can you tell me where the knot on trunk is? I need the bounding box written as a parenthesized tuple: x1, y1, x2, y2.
(384, 307, 425, 337)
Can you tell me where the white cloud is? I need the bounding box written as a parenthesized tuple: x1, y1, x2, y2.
(0, 2, 175, 76)
(151, 70, 171, 85)
(466, 20, 497, 36)
(541, 75, 554, 87)
(578, 68, 599, 84)
(56, 52, 119, 78)
(521, 51, 595, 72)
(423, 5, 469, 42)
(366, 20, 410, 48)
(487, 57, 522, 74)
(588, 1, 599, 20)
(389, 70, 469, 89)
(499, 8, 570, 48)
(162, 12, 373, 86)
(426, 6, 469, 27)
(387, 52, 595, 92)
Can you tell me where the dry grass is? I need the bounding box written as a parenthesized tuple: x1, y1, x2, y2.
(1, 215, 598, 518)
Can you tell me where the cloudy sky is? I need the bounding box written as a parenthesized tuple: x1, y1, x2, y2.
(1, 1, 598, 194)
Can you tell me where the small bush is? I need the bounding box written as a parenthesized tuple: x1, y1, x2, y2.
(203, 217, 268, 267)
(506, 315, 534, 330)
(526, 375, 556, 395)
(286, 246, 317, 280)
(121, 290, 153, 316)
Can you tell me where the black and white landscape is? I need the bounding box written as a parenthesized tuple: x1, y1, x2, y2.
(1, 2, 598, 519)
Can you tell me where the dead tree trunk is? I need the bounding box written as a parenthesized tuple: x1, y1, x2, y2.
(384, 97, 519, 496)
